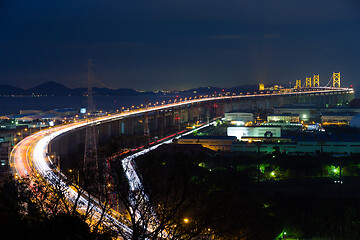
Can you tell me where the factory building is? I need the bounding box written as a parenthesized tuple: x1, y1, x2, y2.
(227, 126, 281, 140)
(267, 113, 300, 123)
(224, 112, 254, 126)
(176, 136, 236, 151)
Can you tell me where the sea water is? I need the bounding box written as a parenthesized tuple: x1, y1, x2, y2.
(0, 95, 185, 115)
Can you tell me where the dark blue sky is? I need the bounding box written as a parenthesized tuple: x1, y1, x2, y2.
(1, 0, 359, 90)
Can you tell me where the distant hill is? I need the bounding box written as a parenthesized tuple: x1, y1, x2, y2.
(0, 84, 26, 95)
(71, 87, 145, 96)
(0, 81, 150, 97)
(95, 87, 141, 96)
(26, 81, 72, 96)
(228, 84, 259, 94)
(0, 81, 270, 97)
(181, 84, 261, 95)
(182, 86, 223, 95)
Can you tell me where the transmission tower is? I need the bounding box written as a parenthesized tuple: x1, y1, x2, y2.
(333, 72, 340, 88)
(83, 59, 99, 188)
(305, 77, 312, 88)
(313, 74, 319, 87)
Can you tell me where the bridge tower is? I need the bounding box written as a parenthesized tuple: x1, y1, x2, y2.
(313, 74, 319, 87)
(295, 79, 301, 89)
(83, 59, 99, 189)
(305, 77, 312, 88)
(259, 83, 264, 91)
(333, 72, 340, 88)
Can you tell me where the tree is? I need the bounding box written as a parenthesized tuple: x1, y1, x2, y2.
(106, 144, 281, 240)
(107, 158, 210, 239)
(0, 173, 114, 239)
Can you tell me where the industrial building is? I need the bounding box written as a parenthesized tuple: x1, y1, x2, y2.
(260, 122, 303, 131)
(231, 140, 360, 155)
(321, 112, 358, 126)
(224, 112, 254, 125)
(176, 135, 237, 151)
(227, 126, 281, 140)
(273, 104, 321, 122)
(231, 131, 360, 155)
(267, 113, 300, 123)
(0, 135, 12, 174)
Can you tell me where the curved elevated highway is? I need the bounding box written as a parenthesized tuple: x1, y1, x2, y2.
(9, 88, 354, 235)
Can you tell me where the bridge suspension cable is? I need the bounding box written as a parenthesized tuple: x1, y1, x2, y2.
(324, 75, 333, 88)
(301, 80, 306, 88)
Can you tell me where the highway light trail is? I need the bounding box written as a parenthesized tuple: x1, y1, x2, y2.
(122, 120, 216, 191)
(9, 99, 217, 237)
(10, 121, 133, 236)
(9, 88, 351, 238)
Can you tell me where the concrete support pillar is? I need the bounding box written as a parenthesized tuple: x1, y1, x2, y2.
(144, 114, 149, 138)
(125, 117, 134, 135)
(155, 111, 158, 130)
(163, 111, 167, 128)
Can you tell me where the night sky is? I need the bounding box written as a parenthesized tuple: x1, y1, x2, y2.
(1, 0, 359, 91)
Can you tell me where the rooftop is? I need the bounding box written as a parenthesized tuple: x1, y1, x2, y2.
(284, 132, 360, 142)
(180, 135, 237, 140)
(268, 113, 299, 116)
